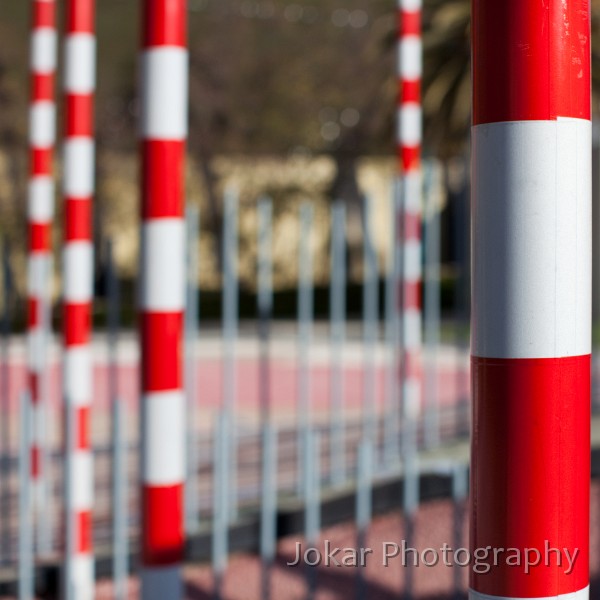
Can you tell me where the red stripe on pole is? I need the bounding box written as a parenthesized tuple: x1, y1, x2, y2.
(29, 224, 51, 252)
(403, 282, 421, 311)
(400, 10, 420, 36)
(401, 80, 420, 105)
(141, 484, 185, 565)
(403, 212, 421, 240)
(77, 407, 90, 450)
(141, 141, 185, 219)
(399, 145, 420, 172)
(28, 299, 40, 328)
(64, 303, 91, 346)
(32, 74, 54, 102)
(66, 0, 95, 34)
(29, 374, 40, 404)
(471, 355, 590, 596)
(141, 312, 183, 392)
(31, 148, 52, 176)
(31, 448, 41, 477)
(77, 510, 93, 553)
(403, 351, 422, 381)
(142, 0, 186, 47)
(65, 198, 92, 241)
(65, 95, 94, 137)
(33, 0, 56, 28)
(472, 0, 591, 124)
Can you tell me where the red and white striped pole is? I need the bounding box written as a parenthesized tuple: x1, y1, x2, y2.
(27, 0, 57, 553)
(471, 1, 590, 598)
(62, 0, 95, 596)
(397, 0, 422, 451)
(139, 1, 187, 596)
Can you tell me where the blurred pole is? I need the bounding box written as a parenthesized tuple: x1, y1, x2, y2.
(260, 423, 277, 600)
(19, 392, 33, 600)
(303, 429, 320, 600)
(185, 205, 200, 533)
(257, 198, 273, 426)
(398, 0, 423, 592)
(106, 240, 120, 411)
(1, 240, 12, 565)
(398, 0, 424, 482)
(62, 385, 76, 600)
(222, 187, 239, 522)
(112, 400, 127, 600)
(362, 196, 378, 446)
(450, 159, 470, 436)
(452, 463, 468, 600)
(213, 410, 230, 600)
(107, 239, 127, 600)
(63, 0, 96, 594)
(329, 201, 346, 487)
(355, 441, 373, 600)
(423, 161, 441, 448)
(383, 183, 400, 470)
(27, 0, 58, 560)
(37, 256, 53, 557)
(257, 198, 275, 600)
(403, 457, 419, 600)
(297, 204, 314, 497)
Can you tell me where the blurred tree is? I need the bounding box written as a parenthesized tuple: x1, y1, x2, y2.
(2, 0, 600, 279)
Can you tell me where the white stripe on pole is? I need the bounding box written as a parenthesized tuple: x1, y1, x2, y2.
(472, 120, 591, 359)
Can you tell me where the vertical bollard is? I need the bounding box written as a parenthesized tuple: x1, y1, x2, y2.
(355, 441, 373, 600)
(1, 241, 12, 565)
(106, 239, 120, 408)
(185, 205, 200, 533)
(37, 256, 53, 556)
(471, 1, 590, 597)
(112, 400, 127, 600)
(452, 171, 470, 435)
(27, 0, 58, 558)
(329, 201, 346, 487)
(423, 161, 440, 448)
(139, 1, 188, 596)
(213, 411, 230, 600)
(222, 187, 239, 522)
(383, 183, 400, 470)
(107, 239, 127, 599)
(303, 429, 320, 600)
(362, 197, 378, 446)
(257, 197, 275, 600)
(260, 424, 277, 600)
(402, 456, 419, 600)
(62, 0, 96, 595)
(19, 392, 33, 600)
(63, 388, 76, 600)
(297, 204, 314, 496)
(257, 197, 273, 425)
